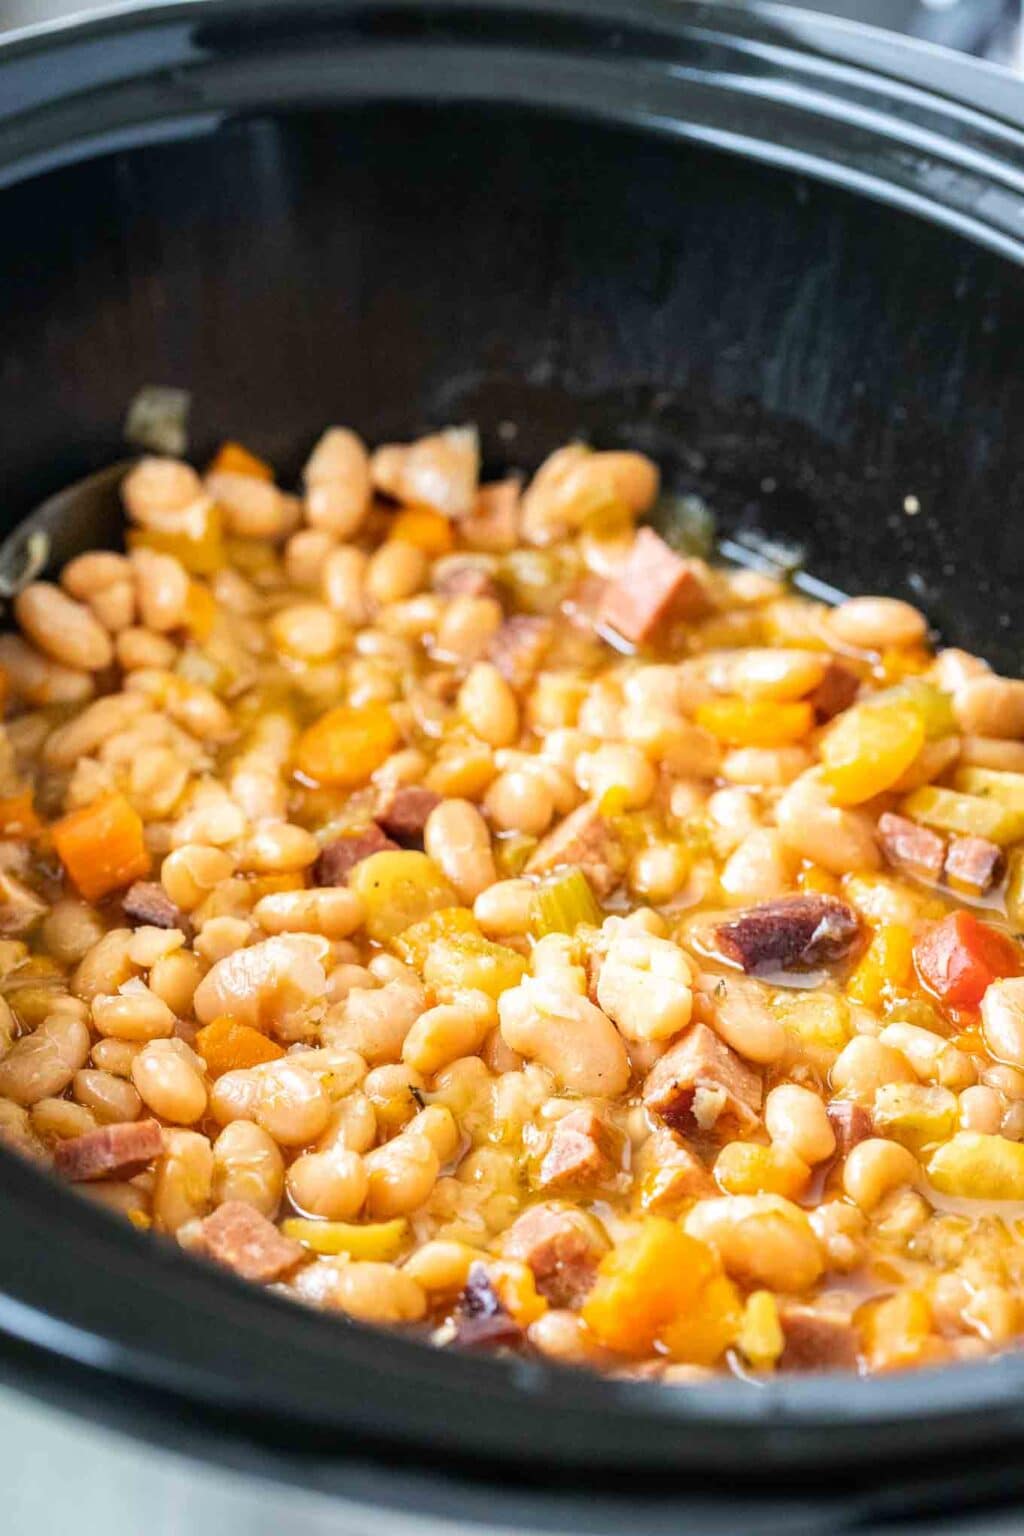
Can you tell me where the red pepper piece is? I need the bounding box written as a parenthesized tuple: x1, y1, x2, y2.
(913, 910, 1021, 1011)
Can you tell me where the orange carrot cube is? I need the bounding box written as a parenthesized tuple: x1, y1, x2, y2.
(52, 793, 150, 902)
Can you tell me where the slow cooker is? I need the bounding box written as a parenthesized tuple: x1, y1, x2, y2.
(5, 1, 1024, 1529)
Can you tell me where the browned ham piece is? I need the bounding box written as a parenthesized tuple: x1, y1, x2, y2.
(488, 615, 554, 688)
(636, 1126, 715, 1212)
(779, 1301, 860, 1372)
(944, 834, 1004, 896)
(878, 812, 946, 883)
(55, 1118, 163, 1182)
(536, 1106, 614, 1191)
(375, 786, 441, 847)
(451, 1264, 524, 1350)
(713, 895, 862, 974)
(122, 880, 189, 932)
(195, 1200, 305, 1283)
(596, 528, 711, 645)
(501, 1202, 605, 1307)
(642, 1023, 762, 1137)
(458, 479, 521, 553)
(313, 824, 399, 885)
(526, 801, 620, 899)
(810, 659, 860, 721)
(828, 1101, 874, 1156)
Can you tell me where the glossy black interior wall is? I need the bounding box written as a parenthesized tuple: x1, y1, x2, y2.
(2, 103, 1023, 668)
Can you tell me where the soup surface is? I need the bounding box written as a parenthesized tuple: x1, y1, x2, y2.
(1, 425, 1024, 1378)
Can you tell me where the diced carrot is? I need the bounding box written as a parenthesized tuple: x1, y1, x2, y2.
(294, 703, 399, 788)
(0, 789, 43, 839)
(846, 922, 915, 1010)
(581, 1218, 716, 1355)
(859, 1289, 943, 1372)
(797, 863, 840, 897)
(660, 1273, 744, 1367)
(876, 647, 932, 684)
(952, 1025, 984, 1057)
(127, 503, 225, 576)
(195, 1016, 285, 1077)
(52, 793, 150, 902)
(820, 699, 925, 806)
(914, 910, 1021, 1011)
(390, 508, 455, 556)
(183, 580, 217, 641)
(695, 699, 813, 748)
(209, 441, 274, 481)
(486, 1259, 548, 1327)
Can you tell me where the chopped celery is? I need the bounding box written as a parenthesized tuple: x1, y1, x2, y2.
(495, 833, 538, 878)
(124, 383, 190, 456)
(874, 680, 956, 740)
(873, 1083, 957, 1155)
(954, 766, 1024, 814)
(348, 851, 458, 943)
(500, 548, 574, 615)
(651, 493, 716, 558)
(928, 1133, 1024, 1201)
(901, 786, 1024, 848)
(530, 868, 603, 937)
(771, 991, 849, 1070)
(281, 1217, 409, 1260)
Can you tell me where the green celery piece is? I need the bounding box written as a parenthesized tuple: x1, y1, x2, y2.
(901, 786, 1024, 847)
(866, 679, 955, 739)
(884, 680, 957, 740)
(530, 868, 603, 937)
(651, 493, 716, 558)
(954, 766, 1024, 814)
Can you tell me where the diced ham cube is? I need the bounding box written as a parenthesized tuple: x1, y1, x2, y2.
(122, 880, 189, 932)
(458, 479, 521, 553)
(563, 573, 608, 634)
(55, 1117, 163, 1182)
(779, 1301, 860, 1372)
(536, 1106, 614, 1191)
(596, 529, 711, 645)
(433, 559, 499, 601)
(944, 834, 1004, 896)
(313, 824, 398, 885)
(636, 1126, 715, 1212)
(526, 800, 621, 899)
(642, 1023, 762, 1137)
(713, 895, 862, 974)
(827, 1101, 873, 1156)
(488, 615, 554, 689)
(810, 660, 860, 721)
(195, 1200, 305, 1283)
(501, 1201, 606, 1307)
(878, 812, 946, 884)
(375, 786, 441, 848)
